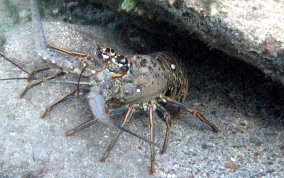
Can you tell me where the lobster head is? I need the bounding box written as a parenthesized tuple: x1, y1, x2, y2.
(96, 45, 130, 75)
(87, 46, 137, 122)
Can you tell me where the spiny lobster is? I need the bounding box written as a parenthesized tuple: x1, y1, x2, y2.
(1, 44, 219, 174)
(0, 0, 219, 174)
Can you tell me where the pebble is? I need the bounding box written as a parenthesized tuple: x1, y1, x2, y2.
(249, 136, 262, 146)
(225, 161, 238, 170)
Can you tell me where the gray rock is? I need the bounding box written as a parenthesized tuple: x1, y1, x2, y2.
(94, 0, 284, 85)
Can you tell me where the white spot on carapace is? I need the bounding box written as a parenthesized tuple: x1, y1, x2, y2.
(136, 88, 141, 93)
(171, 64, 176, 70)
(143, 105, 147, 111)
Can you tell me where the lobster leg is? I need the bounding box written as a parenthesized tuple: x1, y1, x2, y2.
(47, 44, 93, 58)
(27, 66, 51, 82)
(40, 89, 77, 118)
(19, 70, 64, 98)
(166, 97, 219, 133)
(65, 118, 98, 136)
(65, 106, 157, 147)
(107, 107, 130, 116)
(156, 104, 172, 154)
(161, 114, 171, 154)
(148, 106, 156, 175)
(100, 106, 134, 162)
(65, 107, 129, 137)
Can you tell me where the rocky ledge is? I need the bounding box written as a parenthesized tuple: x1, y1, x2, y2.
(95, 0, 284, 85)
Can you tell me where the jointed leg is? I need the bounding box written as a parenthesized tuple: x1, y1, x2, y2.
(27, 66, 51, 82)
(40, 89, 77, 118)
(148, 106, 155, 175)
(160, 114, 171, 154)
(156, 104, 172, 154)
(66, 106, 156, 147)
(166, 97, 219, 132)
(107, 107, 129, 116)
(47, 44, 93, 58)
(187, 108, 219, 132)
(65, 118, 98, 136)
(100, 106, 134, 162)
(65, 106, 129, 137)
(20, 70, 64, 98)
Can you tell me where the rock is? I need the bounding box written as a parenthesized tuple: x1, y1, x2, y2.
(249, 136, 262, 146)
(225, 161, 238, 170)
(201, 143, 212, 149)
(0, 34, 5, 46)
(19, 9, 28, 19)
(52, 8, 59, 15)
(93, 0, 284, 85)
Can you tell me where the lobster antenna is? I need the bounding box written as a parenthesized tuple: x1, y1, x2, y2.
(0, 77, 93, 86)
(30, 0, 47, 51)
(30, 0, 68, 65)
(0, 53, 31, 75)
(113, 123, 158, 147)
(0, 53, 92, 86)
(0, 77, 31, 81)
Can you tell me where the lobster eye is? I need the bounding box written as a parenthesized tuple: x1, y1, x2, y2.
(120, 65, 129, 73)
(105, 48, 115, 56)
(116, 55, 128, 64)
(105, 48, 111, 53)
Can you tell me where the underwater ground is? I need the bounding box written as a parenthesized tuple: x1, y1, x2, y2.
(0, 0, 283, 177)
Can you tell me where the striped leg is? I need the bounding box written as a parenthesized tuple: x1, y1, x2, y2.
(65, 106, 156, 147)
(166, 97, 219, 132)
(156, 104, 172, 154)
(27, 66, 51, 82)
(40, 89, 77, 118)
(65, 118, 98, 136)
(100, 106, 134, 162)
(160, 114, 171, 154)
(148, 106, 155, 175)
(65, 107, 129, 136)
(20, 70, 64, 98)
(47, 44, 93, 58)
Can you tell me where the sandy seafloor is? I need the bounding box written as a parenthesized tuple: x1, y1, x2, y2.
(0, 1, 283, 178)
